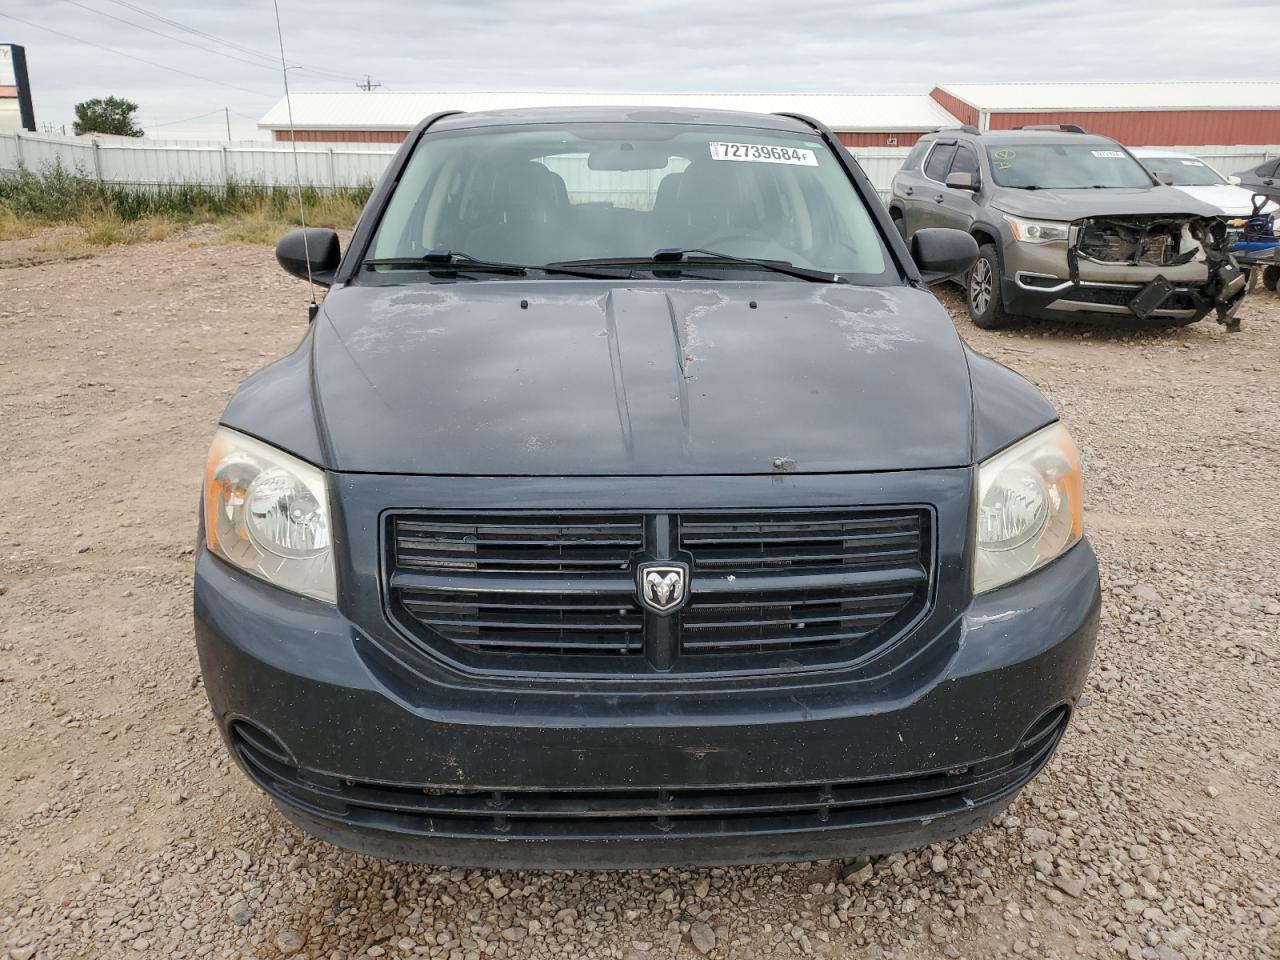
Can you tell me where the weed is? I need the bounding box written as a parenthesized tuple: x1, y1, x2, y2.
(0, 160, 370, 248)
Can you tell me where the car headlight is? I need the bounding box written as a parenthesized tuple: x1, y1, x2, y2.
(1003, 215, 1070, 244)
(202, 427, 336, 603)
(974, 422, 1083, 594)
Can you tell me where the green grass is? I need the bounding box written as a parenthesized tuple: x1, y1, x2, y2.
(0, 160, 370, 250)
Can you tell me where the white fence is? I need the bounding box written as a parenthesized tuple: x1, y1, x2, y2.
(1, 131, 1277, 202)
(0, 131, 395, 189)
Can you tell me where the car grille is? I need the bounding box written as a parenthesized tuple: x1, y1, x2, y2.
(391, 514, 645, 657)
(679, 511, 926, 655)
(230, 707, 1066, 843)
(385, 509, 933, 676)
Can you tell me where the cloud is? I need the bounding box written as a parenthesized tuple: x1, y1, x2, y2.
(7, 0, 1275, 139)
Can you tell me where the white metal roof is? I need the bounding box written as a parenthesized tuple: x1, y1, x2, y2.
(258, 91, 960, 133)
(936, 82, 1280, 113)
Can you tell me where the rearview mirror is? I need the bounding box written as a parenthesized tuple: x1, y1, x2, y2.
(276, 227, 341, 286)
(911, 228, 978, 283)
(944, 171, 978, 192)
(1227, 174, 1242, 186)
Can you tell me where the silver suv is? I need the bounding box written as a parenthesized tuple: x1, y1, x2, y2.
(890, 127, 1246, 329)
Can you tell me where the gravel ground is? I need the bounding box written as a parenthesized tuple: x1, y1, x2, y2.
(1, 234, 1277, 960)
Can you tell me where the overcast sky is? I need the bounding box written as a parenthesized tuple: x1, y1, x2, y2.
(3, 0, 1278, 140)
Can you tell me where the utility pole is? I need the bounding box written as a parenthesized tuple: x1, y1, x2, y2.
(356, 75, 381, 91)
(225, 106, 232, 141)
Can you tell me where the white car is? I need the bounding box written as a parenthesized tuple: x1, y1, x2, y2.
(1130, 148, 1279, 218)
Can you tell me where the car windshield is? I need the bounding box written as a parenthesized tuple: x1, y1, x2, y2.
(1137, 155, 1228, 187)
(367, 122, 890, 281)
(984, 143, 1154, 189)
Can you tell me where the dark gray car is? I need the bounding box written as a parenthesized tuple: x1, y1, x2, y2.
(1232, 157, 1280, 204)
(890, 128, 1246, 329)
(193, 106, 1100, 869)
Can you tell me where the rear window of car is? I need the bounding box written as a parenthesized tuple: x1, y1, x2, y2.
(1138, 155, 1226, 187)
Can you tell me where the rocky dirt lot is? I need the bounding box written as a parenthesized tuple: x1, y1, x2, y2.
(1, 234, 1277, 960)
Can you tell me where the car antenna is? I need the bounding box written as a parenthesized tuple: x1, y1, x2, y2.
(272, 0, 319, 322)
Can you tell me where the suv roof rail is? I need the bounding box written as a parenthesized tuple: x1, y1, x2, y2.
(958, 124, 980, 135)
(1015, 123, 1088, 134)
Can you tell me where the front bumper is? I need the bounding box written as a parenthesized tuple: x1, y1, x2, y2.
(194, 527, 1100, 868)
(1000, 237, 1242, 324)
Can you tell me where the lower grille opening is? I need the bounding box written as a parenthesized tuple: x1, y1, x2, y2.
(1064, 286, 1198, 312)
(228, 719, 292, 765)
(238, 712, 1068, 843)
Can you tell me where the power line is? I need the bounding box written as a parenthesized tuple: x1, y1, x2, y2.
(147, 108, 226, 128)
(97, 0, 369, 85)
(59, 0, 293, 76)
(0, 11, 275, 99)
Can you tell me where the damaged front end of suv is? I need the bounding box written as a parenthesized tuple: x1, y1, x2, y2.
(1069, 214, 1246, 327)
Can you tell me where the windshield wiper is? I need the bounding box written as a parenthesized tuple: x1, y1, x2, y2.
(365, 253, 527, 275)
(552, 249, 847, 284)
(364, 250, 632, 280)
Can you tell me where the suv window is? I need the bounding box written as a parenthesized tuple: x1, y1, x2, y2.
(950, 144, 980, 181)
(923, 144, 957, 181)
(368, 122, 891, 280)
(903, 140, 930, 171)
(1258, 159, 1280, 177)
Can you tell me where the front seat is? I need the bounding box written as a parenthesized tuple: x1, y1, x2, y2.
(668, 160, 760, 248)
(464, 161, 570, 264)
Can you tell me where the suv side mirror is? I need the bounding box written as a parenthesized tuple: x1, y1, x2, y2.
(944, 171, 978, 192)
(1227, 175, 1242, 186)
(276, 227, 341, 286)
(911, 228, 978, 283)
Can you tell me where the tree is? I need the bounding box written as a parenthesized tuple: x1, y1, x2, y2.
(73, 97, 143, 137)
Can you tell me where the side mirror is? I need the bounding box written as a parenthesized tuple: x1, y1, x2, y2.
(1227, 175, 1242, 186)
(944, 171, 978, 192)
(276, 227, 341, 286)
(911, 228, 979, 283)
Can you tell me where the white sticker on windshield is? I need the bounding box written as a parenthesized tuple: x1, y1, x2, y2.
(709, 142, 818, 166)
(1180, 159, 1205, 166)
(1091, 150, 1125, 158)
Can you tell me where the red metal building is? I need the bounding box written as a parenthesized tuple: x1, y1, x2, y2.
(930, 82, 1280, 145)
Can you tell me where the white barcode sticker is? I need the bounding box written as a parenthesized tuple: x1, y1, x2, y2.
(1091, 150, 1125, 158)
(709, 142, 818, 166)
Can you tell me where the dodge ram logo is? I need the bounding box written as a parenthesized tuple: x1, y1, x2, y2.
(637, 562, 688, 615)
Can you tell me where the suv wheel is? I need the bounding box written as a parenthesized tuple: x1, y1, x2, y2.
(967, 245, 1011, 329)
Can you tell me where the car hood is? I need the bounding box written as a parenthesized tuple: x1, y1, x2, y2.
(992, 185, 1224, 221)
(312, 281, 975, 475)
(1168, 183, 1279, 217)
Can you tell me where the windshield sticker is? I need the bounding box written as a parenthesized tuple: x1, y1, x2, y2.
(709, 142, 818, 166)
(1180, 159, 1206, 166)
(1091, 150, 1125, 159)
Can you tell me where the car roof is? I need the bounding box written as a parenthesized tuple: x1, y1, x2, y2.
(430, 105, 816, 134)
(927, 128, 1120, 147)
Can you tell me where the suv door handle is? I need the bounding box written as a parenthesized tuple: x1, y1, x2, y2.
(903, 186, 914, 196)
(934, 194, 945, 203)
